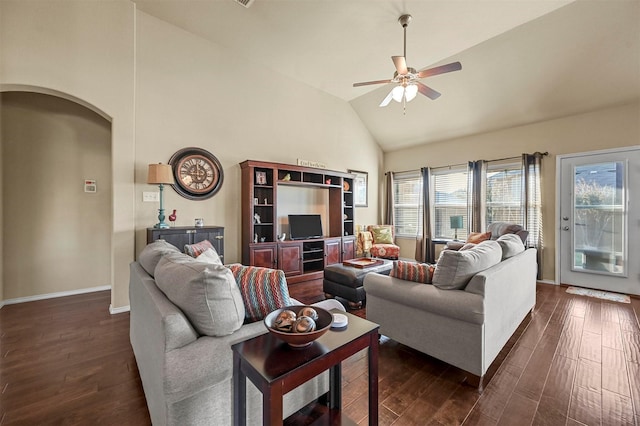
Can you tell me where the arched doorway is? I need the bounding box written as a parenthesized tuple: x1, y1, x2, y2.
(1, 90, 112, 301)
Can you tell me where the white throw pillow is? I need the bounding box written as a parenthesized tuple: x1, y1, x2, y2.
(433, 240, 502, 290)
(196, 247, 223, 265)
(496, 233, 525, 259)
(138, 239, 180, 277)
(154, 252, 244, 336)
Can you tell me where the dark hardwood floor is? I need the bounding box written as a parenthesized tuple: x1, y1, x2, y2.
(1, 283, 638, 425)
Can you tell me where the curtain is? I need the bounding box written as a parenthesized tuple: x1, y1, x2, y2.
(384, 172, 394, 226)
(415, 167, 433, 262)
(467, 160, 486, 233)
(523, 152, 544, 278)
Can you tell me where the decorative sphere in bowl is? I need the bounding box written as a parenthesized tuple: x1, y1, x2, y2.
(264, 305, 333, 348)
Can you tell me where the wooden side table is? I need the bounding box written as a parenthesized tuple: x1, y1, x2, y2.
(232, 310, 379, 425)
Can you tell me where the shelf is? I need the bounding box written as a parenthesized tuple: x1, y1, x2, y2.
(254, 223, 273, 226)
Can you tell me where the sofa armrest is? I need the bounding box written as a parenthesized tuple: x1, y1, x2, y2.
(445, 241, 465, 251)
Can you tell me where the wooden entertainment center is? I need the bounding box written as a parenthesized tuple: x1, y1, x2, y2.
(240, 160, 356, 301)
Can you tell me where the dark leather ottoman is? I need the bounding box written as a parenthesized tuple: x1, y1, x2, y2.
(323, 260, 393, 309)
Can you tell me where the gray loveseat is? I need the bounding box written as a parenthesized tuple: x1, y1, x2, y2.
(364, 235, 536, 390)
(129, 240, 345, 425)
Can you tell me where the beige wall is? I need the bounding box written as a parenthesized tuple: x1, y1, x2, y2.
(134, 12, 382, 262)
(385, 101, 640, 281)
(0, 2, 381, 308)
(1, 92, 112, 299)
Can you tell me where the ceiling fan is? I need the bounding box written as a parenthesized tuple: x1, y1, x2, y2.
(353, 14, 462, 108)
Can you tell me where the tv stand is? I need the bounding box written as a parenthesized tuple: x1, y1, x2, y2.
(240, 160, 357, 302)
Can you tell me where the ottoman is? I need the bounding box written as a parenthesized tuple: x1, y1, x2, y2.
(323, 260, 393, 309)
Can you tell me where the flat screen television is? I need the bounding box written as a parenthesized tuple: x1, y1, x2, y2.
(288, 214, 323, 240)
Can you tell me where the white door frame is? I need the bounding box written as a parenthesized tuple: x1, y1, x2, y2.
(555, 145, 640, 286)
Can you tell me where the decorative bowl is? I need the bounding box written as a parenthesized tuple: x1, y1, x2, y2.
(264, 305, 333, 348)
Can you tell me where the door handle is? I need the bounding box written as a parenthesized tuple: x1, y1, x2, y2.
(562, 226, 570, 231)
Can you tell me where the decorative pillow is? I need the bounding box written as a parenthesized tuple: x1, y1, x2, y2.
(496, 233, 525, 259)
(488, 222, 523, 240)
(459, 243, 476, 251)
(184, 240, 214, 258)
(138, 239, 180, 277)
(227, 264, 292, 322)
(466, 231, 492, 244)
(368, 225, 394, 244)
(196, 247, 223, 265)
(154, 252, 244, 336)
(432, 240, 502, 290)
(390, 260, 434, 284)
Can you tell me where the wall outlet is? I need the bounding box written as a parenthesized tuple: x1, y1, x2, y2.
(143, 191, 159, 202)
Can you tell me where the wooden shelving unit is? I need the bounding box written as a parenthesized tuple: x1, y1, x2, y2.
(240, 160, 357, 289)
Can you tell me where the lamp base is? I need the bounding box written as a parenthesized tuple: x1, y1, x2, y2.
(154, 222, 170, 229)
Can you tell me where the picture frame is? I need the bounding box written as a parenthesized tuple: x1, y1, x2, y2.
(255, 171, 267, 185)
(349, 169, 368, 207)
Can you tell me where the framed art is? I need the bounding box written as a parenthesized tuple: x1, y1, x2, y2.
(255, 171, 267, 185)
(349, 169, 368, 207)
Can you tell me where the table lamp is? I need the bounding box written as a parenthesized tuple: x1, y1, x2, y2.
(147, 163, 175, 229)
(450, 215, 464, 241)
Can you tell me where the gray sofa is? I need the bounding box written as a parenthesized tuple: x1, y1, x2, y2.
(364, 236, 537, 390)
(129, 241, 345, 425)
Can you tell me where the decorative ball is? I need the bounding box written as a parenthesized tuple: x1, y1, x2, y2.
(298, 307, 318, 321)
(274, 310, 296, 331)
(292, 316, 316, 333)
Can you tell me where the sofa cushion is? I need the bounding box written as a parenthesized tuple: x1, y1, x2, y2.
(184, 239, 214, 258)
(139, 239, 180, 277)
(227, 264, 292, 322)
(432, 240, 502, 290)
(368, 225, 394, 244)
(196, 247, 223, 265)
(496, 233, 525, 259)
(390, 260, 434, 284)
(370, 244, 400, 259)
(155, 252, 244, 336)
(488, 222, 523, 240)
(466, 231, 492, 244)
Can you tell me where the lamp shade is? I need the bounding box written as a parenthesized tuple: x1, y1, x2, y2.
(147, 163, 174, 184)
(450, 215, 464, 229)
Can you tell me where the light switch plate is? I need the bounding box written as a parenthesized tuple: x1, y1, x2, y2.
(143, 191, 159, 202)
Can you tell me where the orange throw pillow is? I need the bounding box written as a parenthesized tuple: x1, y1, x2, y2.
(466, 231, 492, 244)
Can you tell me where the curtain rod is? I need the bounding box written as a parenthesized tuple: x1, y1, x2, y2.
(386, 152, 549, 175)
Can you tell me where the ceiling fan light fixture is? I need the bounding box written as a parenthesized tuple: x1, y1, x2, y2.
(391, 85, 405, 102)
(405, 84, 418, 102)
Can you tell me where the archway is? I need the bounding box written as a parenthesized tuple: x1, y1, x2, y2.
(1, 86, 113, 303)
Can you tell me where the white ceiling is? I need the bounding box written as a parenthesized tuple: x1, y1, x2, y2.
(134, 0, 640, 152)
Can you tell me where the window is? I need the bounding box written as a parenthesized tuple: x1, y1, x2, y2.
(432, 168, 469, 240)
(393, 171, 423, 238)
(485, 162, 523, 227)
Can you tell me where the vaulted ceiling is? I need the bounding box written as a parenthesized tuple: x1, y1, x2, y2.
(134, 0, 640, 152)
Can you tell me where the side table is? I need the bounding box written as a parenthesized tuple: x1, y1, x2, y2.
(232, 310, 379, 425)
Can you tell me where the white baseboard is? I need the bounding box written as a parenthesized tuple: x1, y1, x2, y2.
(109, 304, 130, 315)
(0, 285, 111, 308)
(538, 279, 558, 285)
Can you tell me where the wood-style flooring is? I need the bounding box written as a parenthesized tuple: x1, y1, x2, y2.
(1, 283, 639, 425)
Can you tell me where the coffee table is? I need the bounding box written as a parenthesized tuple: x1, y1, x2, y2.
(232, 310, 379, 425)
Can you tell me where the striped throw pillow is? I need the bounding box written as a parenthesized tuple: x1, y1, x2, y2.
(227, 264, 292, 322)
(389, 260, 434, 284)
(184, 240, 214, 258)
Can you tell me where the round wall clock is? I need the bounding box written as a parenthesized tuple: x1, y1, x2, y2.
(168, 147, 224, 200)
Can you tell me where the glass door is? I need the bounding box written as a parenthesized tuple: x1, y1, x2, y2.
(559, 148, 640, 295)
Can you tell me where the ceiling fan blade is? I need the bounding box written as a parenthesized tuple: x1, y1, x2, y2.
(392, 56, 408, 75)
(416, 82, 441, 100)
(417, 61, 462, 79)
(379, 89, 394, 107)
(353, 79, 392, 87)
